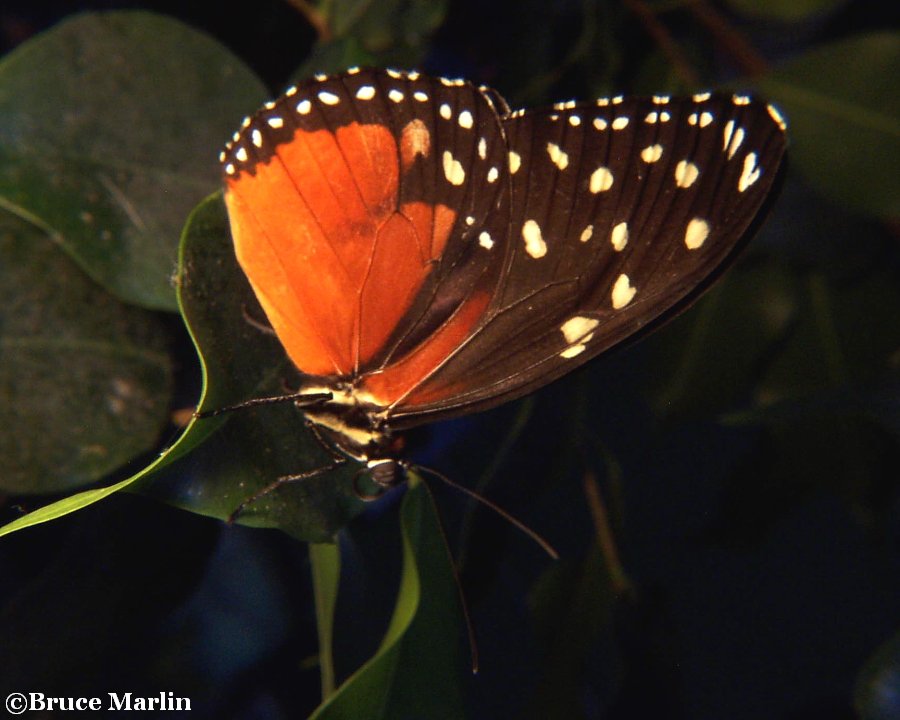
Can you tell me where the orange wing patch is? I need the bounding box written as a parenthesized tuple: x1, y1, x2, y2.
(360, 290, 491, 405)
(225, 122, 456, 377)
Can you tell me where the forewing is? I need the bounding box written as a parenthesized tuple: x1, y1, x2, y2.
(221, 68, 508, 378)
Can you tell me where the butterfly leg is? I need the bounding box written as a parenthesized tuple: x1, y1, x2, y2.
(227, 420, 348, 524)
(241, 302, 277, 335)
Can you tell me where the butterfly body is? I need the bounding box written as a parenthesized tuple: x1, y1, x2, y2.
(218, 67, 786, 489)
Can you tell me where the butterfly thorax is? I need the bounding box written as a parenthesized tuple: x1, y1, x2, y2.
(299, 380, 395, 465)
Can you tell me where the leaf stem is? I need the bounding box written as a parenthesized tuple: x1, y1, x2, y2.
(285, 0, 332, 41)
(309, 542, 341, 699)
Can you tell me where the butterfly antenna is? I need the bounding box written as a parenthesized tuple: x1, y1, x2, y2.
(415, 466, 559, 561)
(194, 390, 332, 419)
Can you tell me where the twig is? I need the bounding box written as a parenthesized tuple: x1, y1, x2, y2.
(285, 0, 332, 42)
(582, 469, 631, 595)
(686, 0, 769, 77)
(622, 0, 701, 87)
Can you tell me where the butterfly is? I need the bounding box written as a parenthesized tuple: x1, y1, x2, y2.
(216, 66, 787, 504)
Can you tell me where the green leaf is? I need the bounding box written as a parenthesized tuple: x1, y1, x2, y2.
(296, 0, 448, 79)
(0, 474, 141, 538)
(645, 258, 796, 419)
(526, 545, 618, 720)
(310, 476, 465, 720)
(310, 542, 341, 699)
(135, 193, 363, 541)
(724, 0, 845, 23)
(295, 37, 377, 79)
(758, 32, 900, 220)
(0, 10, 268, 311)
(757, 269, 900, 405)
(0, 210, 172, 494)
(0, 192, 360, 539)
(856, 629, 900, 720)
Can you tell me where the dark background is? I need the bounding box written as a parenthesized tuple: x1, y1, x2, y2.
(1, 1, 898, 719)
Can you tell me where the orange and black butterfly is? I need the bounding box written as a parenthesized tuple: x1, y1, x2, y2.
(217, 67, 786, 499)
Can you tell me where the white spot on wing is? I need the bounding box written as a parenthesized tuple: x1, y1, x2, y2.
(569, 115, 581, 127)
(318, 91, 340, 105)
(611, 274, 636, 309)
(356, 85, 375, 100)
(560, 316, 600, 344)
(439, 103, 452, 120)
(593, 117, 608, 130)
(580, 225, 593, 243)
(388, 89, 404, 103)
(560, 344, 586, 359)
(726, 125, 745, 159)
(458, 110, 474, 128)
(267, 117, 284, 129)
(414, 90, 428, 102)
(509, 151, 522, 174)
(689, 111, 714, 127)
(589, 166, 614, 193)
(738, 152, 761, 191)
(641, 144, 663, 163)
(487, 167, 499, 183)
(478, 137, 487, 159)
(723, 120, 735, 151)
(685, 218, 710, 249)
(442, 151, 466, 186)
(559, 315, 599, 356)
(610, 222, 629, 251)
(767, 103, 787, 130)
(612, 116, 629, 130)
(478, 231, 494, 249)
(693, 91, 711, 102)
(522, 220, 547, 258)
(674, 160, 700, 188)
(251, 129, 262, 147)
(547, 142, 569, 170)
(235, 147, 248, 162)
(297, 99, 312, 114)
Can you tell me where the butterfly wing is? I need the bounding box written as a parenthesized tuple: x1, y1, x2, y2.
(372, 93, 787, 428)
(221, 69, 510, 379)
